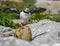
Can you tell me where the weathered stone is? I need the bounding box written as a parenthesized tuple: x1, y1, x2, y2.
(0, 26, 13, 37)
(14, 26, 32, 41)
(0, 19, 60, 46)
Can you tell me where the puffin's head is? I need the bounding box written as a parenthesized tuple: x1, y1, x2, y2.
(24, 8, 30, 12)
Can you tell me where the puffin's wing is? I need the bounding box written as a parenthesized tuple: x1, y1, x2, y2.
(30, 7, 46, 14)
(3, 8, 12, 13)
(3, 7, 20, 14)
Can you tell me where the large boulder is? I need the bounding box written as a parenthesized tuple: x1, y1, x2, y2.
(0, 37, 33, 46)
(28, 19, 60, 45)
(0, 19, 60, 46)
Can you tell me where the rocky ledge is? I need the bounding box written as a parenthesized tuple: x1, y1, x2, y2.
(0, 19, 60, 46)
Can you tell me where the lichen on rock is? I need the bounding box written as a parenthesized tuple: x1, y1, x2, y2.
(14, 26, 32, 41)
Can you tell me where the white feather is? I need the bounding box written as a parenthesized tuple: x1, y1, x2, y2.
(20, 11, 31, 23)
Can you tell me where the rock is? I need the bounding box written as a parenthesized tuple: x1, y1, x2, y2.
(28, 19, 60, 45)
(14, 26, 32, 41)
(0, 26, 14, 37)
(0, 19, 60, 46)
(0, 37, 60, 46)
(0, 37, 33, 46)
(0, 25, 32, 41)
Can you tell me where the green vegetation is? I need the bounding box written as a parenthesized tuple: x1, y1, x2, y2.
(0, 0, 60, 29)
(0, 11, 20, 29)
(0, 10, 60, 29)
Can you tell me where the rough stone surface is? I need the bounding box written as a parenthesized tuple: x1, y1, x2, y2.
(28, 19, 60, 45)
(0, 26, 14, 37)
(0, 19, 60, 46)
(14, 26, 32, 41)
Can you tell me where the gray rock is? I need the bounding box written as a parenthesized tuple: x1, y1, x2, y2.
(0, 37, 33, 46)
(0, 26, 14, 37)
(28, 19, 60, 45)
(0, 19, 60, 46)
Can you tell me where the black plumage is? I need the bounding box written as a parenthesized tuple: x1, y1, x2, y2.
(3, 7, 20, 14)
(3, 7, 46, 15)
(30, 7, 46, 14)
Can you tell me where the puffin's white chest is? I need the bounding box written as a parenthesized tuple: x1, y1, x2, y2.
(20, 11, 31, 23)
(20, 12, 31, 19)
